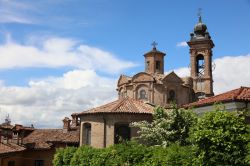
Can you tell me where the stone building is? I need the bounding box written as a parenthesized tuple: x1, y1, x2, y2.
(76, 16, 216, 148)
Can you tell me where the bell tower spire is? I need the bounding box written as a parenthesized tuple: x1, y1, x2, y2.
(187, 14, 214, 98)
(144, 42, 166, 74)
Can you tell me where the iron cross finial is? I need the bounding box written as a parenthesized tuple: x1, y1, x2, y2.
(151, 41, 158, 49)
(197, 8, 202, 17)
(197, 8, 202, 23)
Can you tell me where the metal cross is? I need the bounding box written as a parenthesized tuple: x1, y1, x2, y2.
(151, 41, 158, 48)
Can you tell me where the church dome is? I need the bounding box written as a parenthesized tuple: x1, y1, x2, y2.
(194, 16, 207, 36)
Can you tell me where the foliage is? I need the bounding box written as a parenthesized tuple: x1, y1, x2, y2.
(132, 105, 197, 146)
(53, 147, 77, 166)
(191, 107, 249, 165)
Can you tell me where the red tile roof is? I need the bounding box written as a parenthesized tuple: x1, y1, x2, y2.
(184, 87, 250, 108)
(0, 143, 26, 155)
(23, 128, 79, 149)
(75, 98, 154, 115)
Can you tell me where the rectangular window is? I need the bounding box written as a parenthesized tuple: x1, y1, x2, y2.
(8, 161, 15, 166)
(35, 160, 44, 166)
(156, 61, 160, 70)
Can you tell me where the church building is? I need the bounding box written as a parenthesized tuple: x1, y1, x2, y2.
(75, 16, 216, 148)
(118, 15, 214, 106)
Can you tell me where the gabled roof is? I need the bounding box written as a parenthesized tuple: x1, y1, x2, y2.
(76, 98, 154, 115)
(184, 86, 250, 108)
(163, 71, 183, 83)
(117, 75, 132, 86)
(0, 143, 26, 155)
(23, 128, 79, 150)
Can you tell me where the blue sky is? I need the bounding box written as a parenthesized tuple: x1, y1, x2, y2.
(0, 0, 249, 127)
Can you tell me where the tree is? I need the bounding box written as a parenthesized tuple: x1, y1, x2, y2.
(132, 105, 197, 146)
(191, 107, 248, 165)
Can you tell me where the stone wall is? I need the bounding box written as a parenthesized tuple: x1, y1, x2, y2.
(80, 113, 152, 148)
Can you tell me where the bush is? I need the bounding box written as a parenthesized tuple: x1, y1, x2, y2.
(191, 108, 248, 165)
(53, 147, 77, 166)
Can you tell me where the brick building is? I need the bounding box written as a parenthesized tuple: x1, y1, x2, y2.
(0, 116, 79, 166)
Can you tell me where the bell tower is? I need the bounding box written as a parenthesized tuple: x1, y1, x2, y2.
(187, 15, 214, 98)
(144, 42, 166, 74)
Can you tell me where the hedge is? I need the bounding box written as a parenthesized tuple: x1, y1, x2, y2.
(53, 141, 195, 166)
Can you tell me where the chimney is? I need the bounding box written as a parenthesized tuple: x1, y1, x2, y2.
(63, 117, 71, 133)
(71, 114, 78, 127)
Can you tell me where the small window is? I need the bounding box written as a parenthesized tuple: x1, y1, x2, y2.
(168, 90, 176, 103)
(156, 61, 160, 70)
(139, 89, 147, 100)
(35, 160, 44, 166)
(8, 161, 15, 166)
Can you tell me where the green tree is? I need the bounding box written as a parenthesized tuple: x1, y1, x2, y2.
(191, 107, 248, 165)
(53, 147, 77, 166)
(132, 105, 197, 146)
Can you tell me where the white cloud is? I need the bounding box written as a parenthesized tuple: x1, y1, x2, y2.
(171, 54, 250, 94)
(0, 69, 117, 128)
(176, 41, 188, 47)
(0, 37, 135, 74)
(0, 0, 35, 24)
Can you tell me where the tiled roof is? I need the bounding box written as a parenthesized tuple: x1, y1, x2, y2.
(23, 128, 79, 149)
(184, 87, 250, 108)
(76, 98, 154, 115)
(0, 143, 26, 155)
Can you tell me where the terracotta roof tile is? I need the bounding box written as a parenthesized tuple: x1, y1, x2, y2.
(76, 98, 154, 115)
(23, 128, 79, 149)
(184, 87, 250, 108)
(0, 143, 26, 155)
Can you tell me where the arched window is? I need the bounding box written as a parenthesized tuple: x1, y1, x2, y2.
(83, 123, 91, 145)
(196, 54, 205, 76)
(139, 89, 147, 100)
(168, 90, 176, 103)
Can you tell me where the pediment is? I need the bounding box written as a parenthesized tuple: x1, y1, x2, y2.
(132, 72, 154, 83)
(163, 71, 183, 84)
(117, 75, 131, 86)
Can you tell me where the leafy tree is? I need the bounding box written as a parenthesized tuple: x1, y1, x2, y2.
(132, 105, 197, 146)
(191, 107, 248, 165)
(53, 147, 77, 166)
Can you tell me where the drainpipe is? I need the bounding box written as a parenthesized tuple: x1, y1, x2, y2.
(103, 116, 107, 148)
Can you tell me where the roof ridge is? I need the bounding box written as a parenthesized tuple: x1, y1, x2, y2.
(235, 87, 245, 99)
(110, 98, 127, 112)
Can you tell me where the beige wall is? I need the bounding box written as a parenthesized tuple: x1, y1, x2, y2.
(80, 113, 152, 148)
